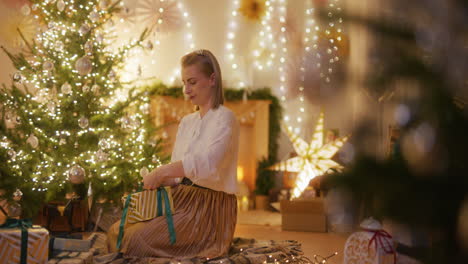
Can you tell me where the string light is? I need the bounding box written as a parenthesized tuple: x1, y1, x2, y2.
(224, 0, 243, 88)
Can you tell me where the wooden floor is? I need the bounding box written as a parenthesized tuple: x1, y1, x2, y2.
(234, 224, 349, 264)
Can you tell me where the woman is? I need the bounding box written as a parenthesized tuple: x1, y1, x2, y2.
(107, 49, 239, 260)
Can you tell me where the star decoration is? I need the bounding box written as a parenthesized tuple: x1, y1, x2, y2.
(270, 112, 348, 199)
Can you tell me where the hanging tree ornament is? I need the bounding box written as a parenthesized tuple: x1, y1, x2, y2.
(57, 0, 65, 12)
(108, 70, 116, 82)
(84, 40, 93, 54)
(27, 134, 39, 148)
(13, 72, 23, 83)
(59, 137, 66, 145)
(7, 149, 16, 159)
(75, 56, 92, 75)
(99, 0, 109, 10)
(91, 84, 100, 95)
(69, 164, 86, 184)
(61, 82, 72, 94)
(79, 23, 91, 35)
(43, 61, 54, 71)
(89, 11, 100, 23)
(78, 116, 89, 128)
(13, 189, 23, 201)
(140, 167, 149, 177)
(82, 84, 90, 92)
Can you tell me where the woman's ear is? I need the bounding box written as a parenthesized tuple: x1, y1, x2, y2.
(210, 73, 216, 86)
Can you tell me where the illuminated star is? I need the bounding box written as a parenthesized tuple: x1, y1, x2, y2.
(270, 112, 348, 199)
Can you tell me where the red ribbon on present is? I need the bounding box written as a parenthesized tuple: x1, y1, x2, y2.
(361, 228, 396, 264)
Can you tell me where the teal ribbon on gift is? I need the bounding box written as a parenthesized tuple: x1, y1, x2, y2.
(0, 218, 33, 264)
(117, 187, 176, 250)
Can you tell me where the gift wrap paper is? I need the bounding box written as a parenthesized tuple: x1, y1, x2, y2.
(121, 187, 174, 224)
(344, 231, 395, 264)
(0, 227, 49, 264)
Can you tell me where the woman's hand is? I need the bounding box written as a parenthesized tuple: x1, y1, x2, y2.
(143, 167, 165, 190)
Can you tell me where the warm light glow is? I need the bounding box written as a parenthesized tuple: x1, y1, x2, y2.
(237, 166, 244, 181)
(269, 112, 348, 199)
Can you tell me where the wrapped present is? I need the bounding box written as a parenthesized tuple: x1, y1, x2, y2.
(0, 218, 49, 264)
(48, 251, 93, 264)
(121, 187, 174, 224)
(344, 217, 396, 264)
(87, 232, 108, 256)
(117, 187, 176, 250)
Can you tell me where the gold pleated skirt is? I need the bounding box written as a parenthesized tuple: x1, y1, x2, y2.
(107, 184, 238, 259)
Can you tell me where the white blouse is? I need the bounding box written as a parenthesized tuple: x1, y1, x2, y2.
(171, 105, 239, 194)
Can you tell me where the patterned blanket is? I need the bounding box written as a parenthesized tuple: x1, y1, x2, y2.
(93, 237, 312, 264)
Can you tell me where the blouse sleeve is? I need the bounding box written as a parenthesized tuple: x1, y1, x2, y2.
(170, 118, 185, 163)
(182, 112, 236, 183)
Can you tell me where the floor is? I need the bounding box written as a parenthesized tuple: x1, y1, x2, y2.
(235, 210, 349, 264)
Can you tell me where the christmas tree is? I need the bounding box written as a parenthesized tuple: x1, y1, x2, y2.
(0, 0, 165, 218)
(324, 0, 468, 263)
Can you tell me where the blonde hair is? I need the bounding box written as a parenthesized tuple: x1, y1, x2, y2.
(181, 49, 224, 109)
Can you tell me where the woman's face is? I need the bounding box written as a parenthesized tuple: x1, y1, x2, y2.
(182, 64, 215, 108)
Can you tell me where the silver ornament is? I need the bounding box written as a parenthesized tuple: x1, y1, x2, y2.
(69, 164, 86, 184)
(82, 84, 90, 92)
(140, 167, 149, 177)
(75, 56, 92, 75)
(98, 138, 110, 149)
(13, 72, 23, 83)
(27, 134, 39, 148)
(7, 149, 16, 159)
(78, 116, 89, 128)
(99, 0, 109, 9)
(55, 41, 64, 52)
(79, 24, 91, 35)
(57, 0, 65, 12)
(61, 82, 72, 94)
(84, 41, 93, 53)
(43, 61, 54, 71)
(108, 70, 116, 82)
(132, 118, 141, 128)
(13, 189, 23, 201)
(59, 138, 66, 145)
(91, 84, 100, 94)
(89, 11, 100, 23)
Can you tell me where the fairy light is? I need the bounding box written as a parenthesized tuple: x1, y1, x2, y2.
(317, 0, 343, 84)
(252, 0, 276, 71)
(276, 0, 288, 105)
(224, 0, 244, 88)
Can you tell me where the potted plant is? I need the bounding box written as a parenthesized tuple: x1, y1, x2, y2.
(254, 158, 275, 210)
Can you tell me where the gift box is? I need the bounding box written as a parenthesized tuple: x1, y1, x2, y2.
(121, 187, 174, 224)
(280, 198, 327, 232)
(344, 218, 396, 264)
(0, 221, 49, 264)
(47, 251, 93, 264)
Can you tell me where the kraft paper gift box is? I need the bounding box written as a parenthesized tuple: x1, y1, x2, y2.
(0, 223, 49, 264)
(280, 198, 327, 232)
